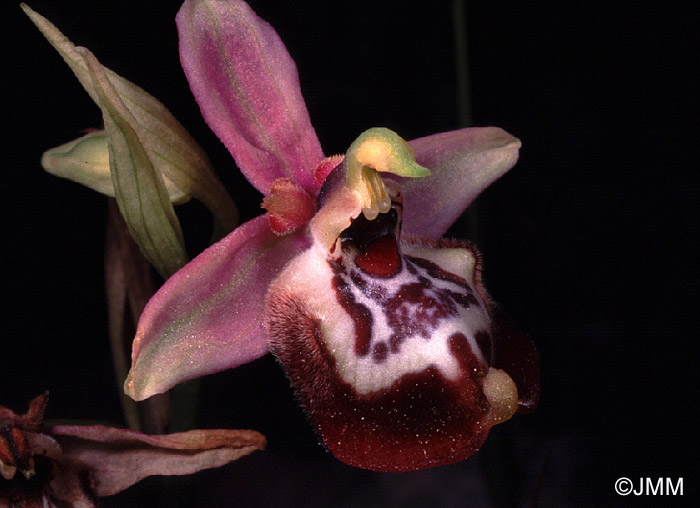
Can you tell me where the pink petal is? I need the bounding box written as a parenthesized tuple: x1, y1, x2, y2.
(403, 127, 521, 238)
(125, 215, 310, 401)
(177, 0, 324, 194)
(52, 424, 265, 497)
(261, 178, 316, 235)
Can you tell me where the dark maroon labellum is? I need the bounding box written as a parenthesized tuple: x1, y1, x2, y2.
(267, 202, 522, 471)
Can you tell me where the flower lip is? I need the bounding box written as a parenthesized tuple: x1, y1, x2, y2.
(266, 161, 514, 470)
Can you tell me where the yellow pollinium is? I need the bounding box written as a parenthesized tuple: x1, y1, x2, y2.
(345, 127, 431, 220)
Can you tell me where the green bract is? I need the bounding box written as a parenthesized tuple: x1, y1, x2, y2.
(23, 3, 238, 278)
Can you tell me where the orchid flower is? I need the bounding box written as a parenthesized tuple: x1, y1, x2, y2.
(115, 0, 540, 472)
(0, 393, 264, 507)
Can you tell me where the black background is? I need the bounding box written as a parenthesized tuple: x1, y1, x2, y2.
(2, 1, 698, 506)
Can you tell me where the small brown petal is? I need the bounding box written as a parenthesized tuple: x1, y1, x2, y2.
(1, 393, 49, 433)
(17, 394, 48, 432)
(51, 425, 265, 496)
(262, 178, 316, 235)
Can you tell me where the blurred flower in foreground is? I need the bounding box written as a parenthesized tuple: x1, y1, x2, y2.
(0, 393, 264, 508)
(119, 0, 539, 472)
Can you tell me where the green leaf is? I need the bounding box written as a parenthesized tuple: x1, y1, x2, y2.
(22, 3, 238, 240)
(80, 47, 187, 279)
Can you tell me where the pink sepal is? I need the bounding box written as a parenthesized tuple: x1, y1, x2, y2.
(177, 0, 324, 194)
(126, 215, 310, 400)
(404, 127, 521, 238)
